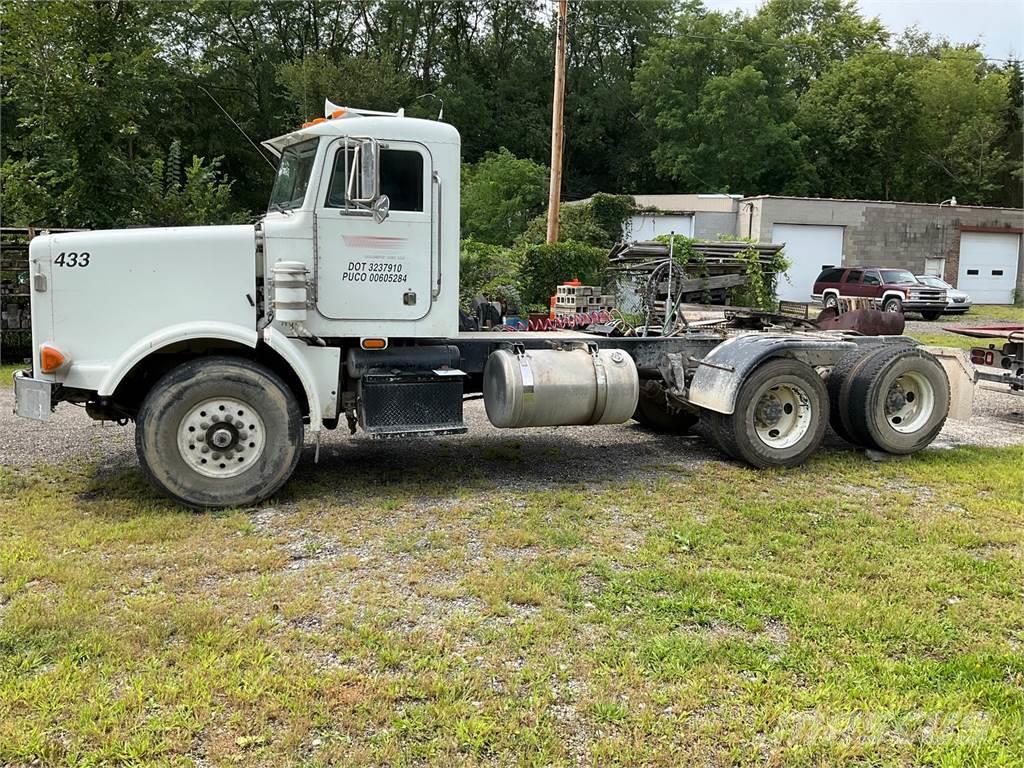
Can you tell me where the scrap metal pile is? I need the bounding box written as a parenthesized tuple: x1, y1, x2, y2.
(607, 240, 786, 327)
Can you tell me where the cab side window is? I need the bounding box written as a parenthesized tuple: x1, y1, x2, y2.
(380, 150, 424, 212)
(845, 269, 863, 283)
(325, 148, 355, 209)
(862, 271, 881, 286)
(324, 145, 424, 213)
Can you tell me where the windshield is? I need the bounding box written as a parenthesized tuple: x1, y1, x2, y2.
(268, 139, 319, 211)
(880, 269, 917, 284)
(917, 275, 948, 289)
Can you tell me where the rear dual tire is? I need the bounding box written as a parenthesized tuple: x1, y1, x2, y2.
(829, 345, 949, 454)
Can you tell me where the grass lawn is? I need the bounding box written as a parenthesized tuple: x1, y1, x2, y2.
(0, 364, 23, 387)
(975, 305, 1024, 323)
(1, 446, 1022, 766)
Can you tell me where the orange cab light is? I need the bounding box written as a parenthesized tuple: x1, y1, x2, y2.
(39, 343, 67, 373)
(310, 117, 327, 125)
(361, 338, 388, 350)
(330, 108, 346, 119)
(301, 121, 314, 128)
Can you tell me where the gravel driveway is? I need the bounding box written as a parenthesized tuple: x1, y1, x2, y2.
(2, 381, 1021, 480)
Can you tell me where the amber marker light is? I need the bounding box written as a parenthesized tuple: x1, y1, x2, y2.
(360, 338, 388, 350)
(39, 343, 67, 373)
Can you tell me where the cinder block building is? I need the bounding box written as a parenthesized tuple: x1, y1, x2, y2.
(612, 194, 1024, 304)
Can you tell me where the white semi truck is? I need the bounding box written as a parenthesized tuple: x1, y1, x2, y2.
(13, 103, 967, 508)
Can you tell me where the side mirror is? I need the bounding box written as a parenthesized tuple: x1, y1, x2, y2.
(371, 194, 390, 223)
(347, 138, 379, 204)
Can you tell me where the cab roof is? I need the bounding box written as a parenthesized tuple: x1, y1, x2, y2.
(262, 100, 459, 156)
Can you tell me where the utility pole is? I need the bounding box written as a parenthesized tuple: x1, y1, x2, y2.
(545, 0, 568, 244)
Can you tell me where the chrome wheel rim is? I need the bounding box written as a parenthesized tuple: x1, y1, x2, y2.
(753, 383, 812, 449)
(884, 371, 935, 433)
(177, 397, 266, 478)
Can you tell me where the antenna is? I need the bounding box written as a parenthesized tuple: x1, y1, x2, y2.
(414, 93, 444, 121)
(198, 85, 277, 171)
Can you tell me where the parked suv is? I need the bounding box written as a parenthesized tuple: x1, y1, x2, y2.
(812, 267, 948, 320)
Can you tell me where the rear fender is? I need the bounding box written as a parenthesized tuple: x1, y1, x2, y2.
(687, 334, 858, 415)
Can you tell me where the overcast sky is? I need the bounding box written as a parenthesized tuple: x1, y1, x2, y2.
(703, 0, 1023, 61)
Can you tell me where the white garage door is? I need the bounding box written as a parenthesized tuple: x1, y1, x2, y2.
(627, 213, 694, 241)
(771, 224, 845, 302)
(958, 231, 1020, 304)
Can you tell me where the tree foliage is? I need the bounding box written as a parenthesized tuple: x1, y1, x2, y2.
(461, 148, 548, 246)
(1, 0, 1020, 232)
(518, 241, 609, 308)
(519, 193, 636, 248)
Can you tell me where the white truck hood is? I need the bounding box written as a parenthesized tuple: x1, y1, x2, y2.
(29, 224, 258, 392)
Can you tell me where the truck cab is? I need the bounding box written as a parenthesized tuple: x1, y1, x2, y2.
(260, 107, 462, 340)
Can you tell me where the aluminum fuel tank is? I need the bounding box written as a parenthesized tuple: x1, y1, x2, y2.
(483, 346, 639, 428)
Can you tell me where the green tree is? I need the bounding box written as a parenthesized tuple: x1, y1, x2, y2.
(0, 0, 167, 226)
(633, 7, 811, 195)
(461, 148, 549, 245)
(999, 61, 1024, 208)
(796, 50, 920, 199)
(904, 50, 1012, 204)
(132, 141, 243, 226)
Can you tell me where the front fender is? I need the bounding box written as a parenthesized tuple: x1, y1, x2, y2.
(98, 321, 258, 396)
(261, 326, 341, 433)
(687, 334, 858, 415)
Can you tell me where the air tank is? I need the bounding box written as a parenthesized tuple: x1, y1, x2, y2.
(272, 261, 309, 323)
(483, 347, 639, 428)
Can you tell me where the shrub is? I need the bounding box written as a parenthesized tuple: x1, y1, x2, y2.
(459, 238, 519, 309)
(518, 193, 635, 249)
(518, 240, 608, 307)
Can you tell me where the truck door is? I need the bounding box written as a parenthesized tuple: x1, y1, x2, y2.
(314, 138, 434, 321)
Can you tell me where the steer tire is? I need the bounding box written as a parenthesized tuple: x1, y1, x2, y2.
(632, 388, 699, 434)
(845, 345, 950, 454)
(136, 356, 303, 509)
(706, 358, 829, 468)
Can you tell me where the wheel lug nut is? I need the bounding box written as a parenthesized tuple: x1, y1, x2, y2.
(212, 452, 221, 460)
(225, 451, 233, 459)
(196, 434, 205, 442)
(200, 422, 209, 429)
(235, 420, 244, 428)
(238, 431, 248, 441)
(211, 414, 220, 422)
(201, 446, 210, 454)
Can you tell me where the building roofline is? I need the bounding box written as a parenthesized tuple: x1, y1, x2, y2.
(740, 194, 1024, 213)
